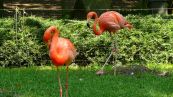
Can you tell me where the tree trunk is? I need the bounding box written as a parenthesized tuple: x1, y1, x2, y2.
(148, 0, 168, 14)
(0, 0, 3, 9)
(168, 0, 173, 14)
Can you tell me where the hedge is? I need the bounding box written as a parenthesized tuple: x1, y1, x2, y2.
(0, 14, 173, 67)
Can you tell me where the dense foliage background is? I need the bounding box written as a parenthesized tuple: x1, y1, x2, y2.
(0, 15, 173, 67)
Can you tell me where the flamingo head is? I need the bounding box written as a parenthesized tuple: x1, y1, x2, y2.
(86, 11, 98, 28)
(43, 30, 52, 43)
(43, 26, 59, 49)
(125, 22, 133, 29)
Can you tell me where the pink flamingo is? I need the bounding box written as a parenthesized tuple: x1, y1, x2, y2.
(87, 11, 132, 75)
(43, 26, 77, 97)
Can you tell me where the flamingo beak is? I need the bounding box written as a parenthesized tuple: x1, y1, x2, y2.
(86, 20, 90, 28)
(87, 22, 90, 28)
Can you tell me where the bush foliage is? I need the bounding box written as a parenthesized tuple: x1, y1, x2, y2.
(0, 15, 173, 67)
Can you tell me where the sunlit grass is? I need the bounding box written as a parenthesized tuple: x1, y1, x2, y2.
(0, 64, 173, 97)
(147, 63, 173, 72)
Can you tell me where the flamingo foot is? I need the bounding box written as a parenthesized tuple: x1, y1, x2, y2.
(60, 88, 62, 97)
(112, 48, 117, 52)
(96, 69, 105, 75)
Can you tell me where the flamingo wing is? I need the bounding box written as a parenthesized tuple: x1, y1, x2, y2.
(110, 11, 132, 29)
(105, 22, 121, 32)
(98, 13, 121, 32)
(50, 38, 77, 66)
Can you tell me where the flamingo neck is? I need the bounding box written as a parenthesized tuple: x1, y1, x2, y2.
(87, 12, 98, 20)
(51, 30, 59, 48)
(43, 26, 59, 48)
(91, 12, 98, 19)
(93, 19, 104, 35)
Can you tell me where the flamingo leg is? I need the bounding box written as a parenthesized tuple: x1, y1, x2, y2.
(57, 67, 62, 97)
(100, 51, 113, 70)
(112, 34, 118, 75)
(65, 65, 69, 97)
(96, 33, 118, 75)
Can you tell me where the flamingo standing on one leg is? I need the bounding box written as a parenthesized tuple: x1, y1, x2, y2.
(43, 26, 77, 97)
(86, 11, 132, 75)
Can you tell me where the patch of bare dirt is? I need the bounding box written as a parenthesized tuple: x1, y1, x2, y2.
(96, 65, 170, 77)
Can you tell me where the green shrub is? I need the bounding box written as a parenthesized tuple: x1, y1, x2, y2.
(118, 15, 173, 64)
(0, 15, 173, 67)
(0, 17, 49, 67)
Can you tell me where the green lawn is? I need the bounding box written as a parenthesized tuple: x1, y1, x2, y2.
(0, 65, 173, 97)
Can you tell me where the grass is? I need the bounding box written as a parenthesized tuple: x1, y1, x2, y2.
(0, 65, 173, 97)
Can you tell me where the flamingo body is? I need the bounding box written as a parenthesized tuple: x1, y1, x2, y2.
(87, 11, 132, 35)
(49, 37, 76, 66)
(43, 26, 77, 67)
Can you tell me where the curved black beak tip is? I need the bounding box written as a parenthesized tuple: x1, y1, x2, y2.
(87, 23, 90, 28)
